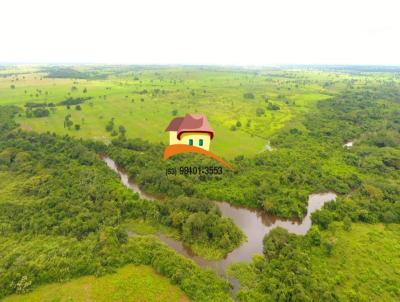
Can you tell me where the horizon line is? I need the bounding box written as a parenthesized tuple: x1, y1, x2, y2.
(1, 62, 400, 68)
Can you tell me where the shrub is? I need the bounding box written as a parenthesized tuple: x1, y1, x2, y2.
(256, 108, 265, 116)
(243, 92, 255, 99)
(32, 108, 50, 118)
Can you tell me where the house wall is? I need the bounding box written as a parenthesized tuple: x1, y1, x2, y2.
(179, 132, 211, 151)
(169, 131, 181, 145)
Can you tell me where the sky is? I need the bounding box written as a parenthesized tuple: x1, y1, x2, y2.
(1, 0, 399, 65)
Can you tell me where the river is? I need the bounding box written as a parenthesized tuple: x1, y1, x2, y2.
(102, 156, 336, 276)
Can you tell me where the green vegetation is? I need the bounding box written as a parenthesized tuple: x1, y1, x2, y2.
(0, 65, 399, 301)
(103, 84, 399, 220)
(312, 223, 400, 301)
(0, 106, 233, 301)
(0, 66, 334, 158)
(229, 223, 400, 301)
(0, 232, 231, 301)
(135, 196, 244, 259)
(3, 265, 190, 302)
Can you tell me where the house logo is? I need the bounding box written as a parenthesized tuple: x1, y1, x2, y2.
(163, 113, 234, 169)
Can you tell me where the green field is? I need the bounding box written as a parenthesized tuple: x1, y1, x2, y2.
(0, 66, 335, 158)
(2, 265, 190, 302)
(312, 223, 400, 301)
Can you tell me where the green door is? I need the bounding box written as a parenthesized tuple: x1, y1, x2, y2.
(199, 139, 203, 146)
(189, 139, 193, 146)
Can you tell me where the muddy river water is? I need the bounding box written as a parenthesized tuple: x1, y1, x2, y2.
(103, 156, 337, 276)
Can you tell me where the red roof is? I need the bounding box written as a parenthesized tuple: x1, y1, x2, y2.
(165, 117, 184, 131)
(165, 114, 214, 139)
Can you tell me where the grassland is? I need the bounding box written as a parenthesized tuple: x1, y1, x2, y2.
(0, 65, 337, 158)
(312, 223, 400, 301)
(2, 264, 190, 302)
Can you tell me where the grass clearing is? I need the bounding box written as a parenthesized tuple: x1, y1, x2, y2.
(3, 264, 190, 302)
(123, 219, 180, 239)
(0, 66, 334, 158)
(312, 223, 400, 301)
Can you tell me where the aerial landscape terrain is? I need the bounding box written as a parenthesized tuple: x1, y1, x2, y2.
(0, 64, 399, 302)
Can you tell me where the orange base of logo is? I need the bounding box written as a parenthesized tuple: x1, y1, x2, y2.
(163, 144, 234, 170)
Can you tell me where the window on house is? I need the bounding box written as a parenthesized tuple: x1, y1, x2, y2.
(189, 139, 193, 146)
(199, 139, 203, 146)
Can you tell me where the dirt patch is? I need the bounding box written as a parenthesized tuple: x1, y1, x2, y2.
(20, 124, 33, 131)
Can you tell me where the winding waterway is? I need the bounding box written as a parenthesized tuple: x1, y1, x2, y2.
(103, 156, 336, 276)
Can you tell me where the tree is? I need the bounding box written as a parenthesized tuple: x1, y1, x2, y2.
(308, 226, 321, 246)
(15, 276, 32, 294)
(0, 149, 13, 164)
(256, 108, 265, 116)
(243, 92, 255, 99)
(118, 125, 126, 136)
(312, 210, 334, 230)
(263, 227, 293, 260)
(172, 109, 178, 116)
(75, 105, 81, 111)
(66, 120, 73, 129)
(25, 110, 33, 118)
(267, 103, 280, 110)
(83, 88, 87, 93)
(236, 121, 242, 127)
(106, 118, 114, 132)
(75, 124, 81, 131)
(343, 217, 352, 231)
(323, 237, 337, 256)
(290, 128, 302, 135)
(32, 108, 50, 118)
(10, 84, 16, 89)
(64, 114, 73, 129)
(182, 212, 207, 240)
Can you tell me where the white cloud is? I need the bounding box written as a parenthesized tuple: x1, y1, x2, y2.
(0, 0, 399, 65)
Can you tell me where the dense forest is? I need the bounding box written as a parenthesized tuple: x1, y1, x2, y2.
(0, 106, 235, 301)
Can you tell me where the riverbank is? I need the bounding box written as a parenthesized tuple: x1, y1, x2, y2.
(102, 156, 337, 275)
